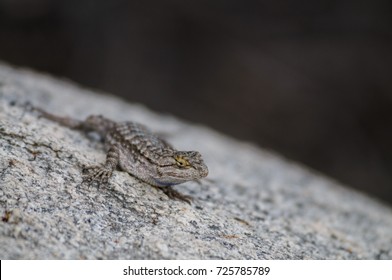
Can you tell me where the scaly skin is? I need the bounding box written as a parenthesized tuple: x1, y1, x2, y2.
(34, 108, 208, 204)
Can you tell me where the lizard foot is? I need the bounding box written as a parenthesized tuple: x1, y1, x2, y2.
(82, 165, 112, 186)
(157, 186, 193, 205)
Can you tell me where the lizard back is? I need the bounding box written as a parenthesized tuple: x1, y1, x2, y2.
(106, 121, 174, 164)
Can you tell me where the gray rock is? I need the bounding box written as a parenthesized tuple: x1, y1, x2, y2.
(0, 62, 391, 260)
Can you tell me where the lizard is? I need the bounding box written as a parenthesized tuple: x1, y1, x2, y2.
(33, 107, 209, 204)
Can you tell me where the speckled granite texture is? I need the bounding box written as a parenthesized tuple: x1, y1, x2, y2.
(1, 62, 391, 259)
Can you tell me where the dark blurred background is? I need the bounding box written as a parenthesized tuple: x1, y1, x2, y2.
(1, 0, 391, 205)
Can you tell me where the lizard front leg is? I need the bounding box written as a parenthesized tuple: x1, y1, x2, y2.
(83, 146, 119, 185)
(156, 186, 193, 204)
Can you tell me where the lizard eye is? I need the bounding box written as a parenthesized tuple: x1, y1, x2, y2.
(174, 155, 191, 168)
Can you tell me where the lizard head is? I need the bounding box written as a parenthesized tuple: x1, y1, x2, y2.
(154, 151, 208, 186)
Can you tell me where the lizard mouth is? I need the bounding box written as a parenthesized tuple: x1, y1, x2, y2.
(152, 178, 175, 187)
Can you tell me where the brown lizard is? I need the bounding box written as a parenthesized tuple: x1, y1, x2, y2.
(34, 107, 208, 204)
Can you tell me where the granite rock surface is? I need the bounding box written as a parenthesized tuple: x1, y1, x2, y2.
(1, 62, 391, 259)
